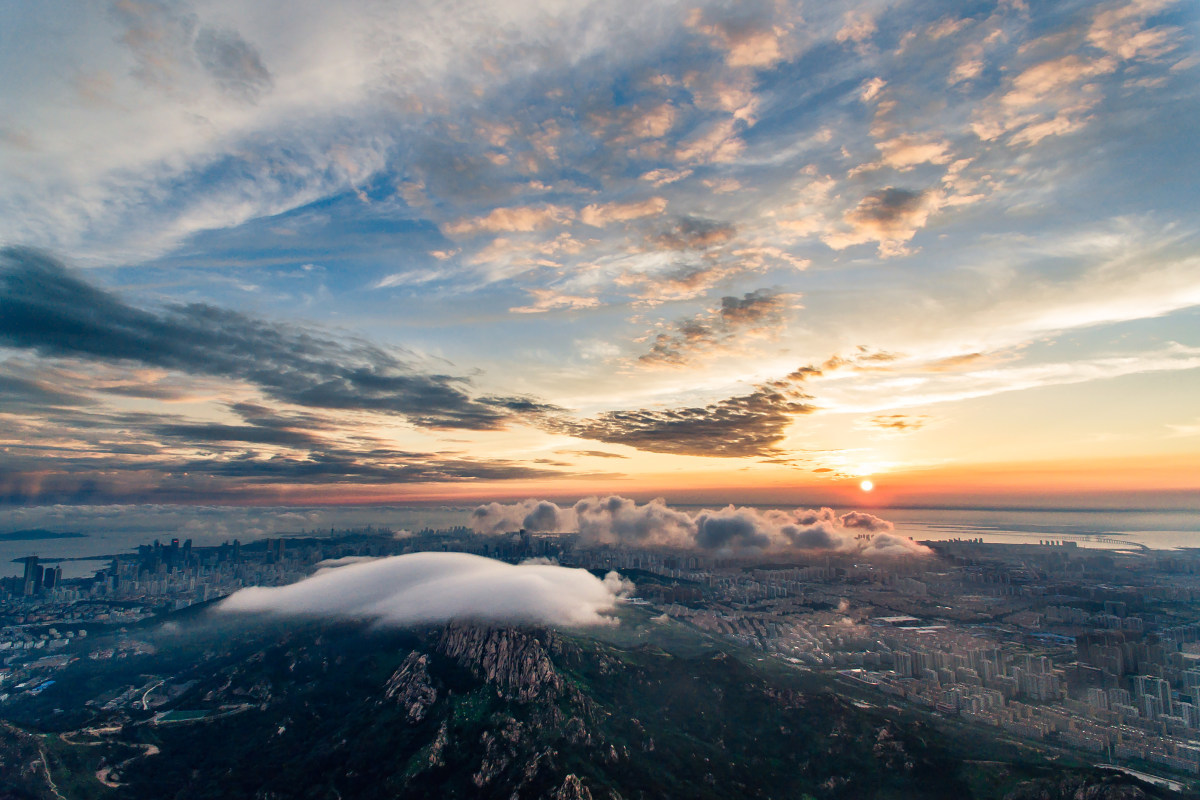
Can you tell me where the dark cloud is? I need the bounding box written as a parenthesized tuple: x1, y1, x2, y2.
(0, 248, 555, 431)
(655, 217, 736, 250)
(640, 288, 792, 366)
(693, 508, 773, 550)
(851, 188, 926, 225)
(564, 386, 815, 458)
(151, 423, 322, 448)
(194, 27, 273, 102)
(0, 443, 581, 505)
(0, 374, 91, 410)
(576, 346, 915, 458)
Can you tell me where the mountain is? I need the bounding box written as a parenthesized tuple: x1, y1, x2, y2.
(0, 614, 1180, 799)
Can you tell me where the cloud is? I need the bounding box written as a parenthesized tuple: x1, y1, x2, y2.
(509, 288, 601, 314)
(822, 187, 939, 257)
(674, 118, 745, 164)
(564, 385, 815, 457)
(876, 135, 952, 169)
(470, 499, 574, 535)
(562, 350, 899, 458)
(219, 551, 630, 627)
(111, 0, 198, 92)
(655, 217, 737, 250)
(469, 496, 931, 557)
(835, 11, 877, 46)
(639, 288, 794, 366)
(574, 496, 697, 546)
(444, 204, 573, 235)
(0, 247, 554, 430)
(870, 413, 929, 432)
(555, 449, 629, 460)
(579, 197, 667, 227)
(194, 26, 273, 102)
(687, 12, 792, 70)
(969, 1, 1183, 147)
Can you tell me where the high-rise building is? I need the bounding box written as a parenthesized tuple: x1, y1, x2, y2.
(21, 555, 39, 596)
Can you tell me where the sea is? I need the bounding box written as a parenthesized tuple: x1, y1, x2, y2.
(1, 505, 1196, 580)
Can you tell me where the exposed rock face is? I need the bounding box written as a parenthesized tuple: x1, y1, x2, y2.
(471, 715, 522, 788)
(438, 625, 564, 702)
(552, 773, 594, 800)
(383, 652, 438, 723)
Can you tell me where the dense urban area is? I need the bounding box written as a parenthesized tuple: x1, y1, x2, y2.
(4, 527, 1200, 794)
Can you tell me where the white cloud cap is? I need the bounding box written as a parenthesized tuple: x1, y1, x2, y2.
(219, 551, 629, 627)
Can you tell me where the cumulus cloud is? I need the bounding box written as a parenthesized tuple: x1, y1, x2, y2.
(574, 496, 697, 546)
(469, 496, 931, 557)
(470, 499, 574, 535)
(219, 552, 630, 627)
(822, 187, 940, 257)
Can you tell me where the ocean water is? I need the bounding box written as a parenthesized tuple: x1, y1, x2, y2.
(1, 505, 1196, 579)
(881, 508, 1200, 550)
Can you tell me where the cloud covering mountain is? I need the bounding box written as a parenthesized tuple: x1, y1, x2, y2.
(219, 552, 632, 627)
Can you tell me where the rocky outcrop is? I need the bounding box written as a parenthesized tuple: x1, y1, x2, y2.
(437, 625, 564, 702)
(552, 773, 594, 800)
(383, 652, 438, 723)
(471, 715, 523, 787)
(1003, 776, 1150, 800)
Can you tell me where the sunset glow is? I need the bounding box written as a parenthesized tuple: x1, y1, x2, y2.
(0, 0, 1196, 512)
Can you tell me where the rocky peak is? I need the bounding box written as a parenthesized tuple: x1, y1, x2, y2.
(383, 651, 438, 723)
(552, 773, 594, 800)
(437, 624, 564, 702)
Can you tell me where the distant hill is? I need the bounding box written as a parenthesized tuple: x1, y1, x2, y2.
(0, 529, 87, 541)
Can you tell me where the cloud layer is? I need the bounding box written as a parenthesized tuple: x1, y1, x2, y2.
(0, 248, 552, 431)
(219, 551, 631, 627)
(470, 495, 931, 557)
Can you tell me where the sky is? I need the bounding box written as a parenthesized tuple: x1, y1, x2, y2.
(0, 0, 1198, 513)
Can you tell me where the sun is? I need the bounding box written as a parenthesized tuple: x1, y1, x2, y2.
(860, 479, 874, 492)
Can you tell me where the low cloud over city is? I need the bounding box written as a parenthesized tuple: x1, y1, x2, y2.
(470, 496, 931, 557)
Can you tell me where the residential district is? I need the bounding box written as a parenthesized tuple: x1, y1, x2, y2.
(3, 526, 1200, 790)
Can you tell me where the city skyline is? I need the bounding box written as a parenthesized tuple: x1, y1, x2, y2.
(1, 0, 1198, 510)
